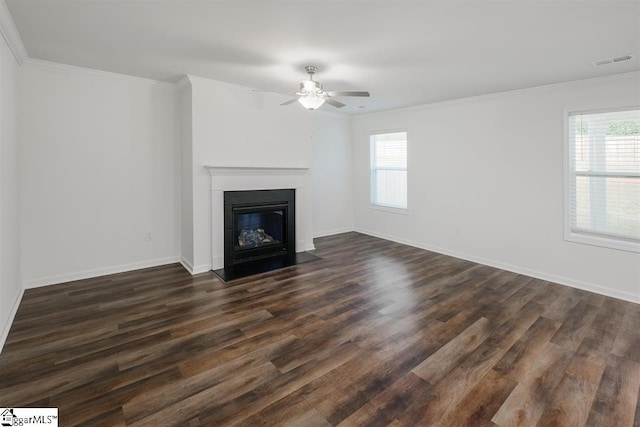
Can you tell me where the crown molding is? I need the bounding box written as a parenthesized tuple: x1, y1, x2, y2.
(0, 0, 27, 64)
(175, 75, 192, 92)
(355, 70, 640, 118)
(186, 74, 228, 88)
(166, 74, 257, 93)
(185, 74, 263, 92)
(23, 58, 174, 89)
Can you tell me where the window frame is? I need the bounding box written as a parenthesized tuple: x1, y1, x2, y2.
(369, 130, 408, 212)
(563, 106, 640, 253)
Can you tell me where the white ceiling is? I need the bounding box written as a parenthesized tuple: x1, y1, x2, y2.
(6, 0, 640, 114)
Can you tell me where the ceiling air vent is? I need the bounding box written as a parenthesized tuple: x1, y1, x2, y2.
(612, 55, 633, 63)
(592, 54, 634, 67)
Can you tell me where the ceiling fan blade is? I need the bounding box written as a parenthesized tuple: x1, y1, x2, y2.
(327, 91, 370, 97)
(325, 99, 346, 108)
(280, 98, 299, 106)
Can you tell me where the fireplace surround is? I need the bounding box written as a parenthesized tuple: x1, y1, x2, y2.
(205, 166, 317, 280)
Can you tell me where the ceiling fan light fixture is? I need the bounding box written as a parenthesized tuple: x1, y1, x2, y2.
(298, 94, 325, 110)
(279, 65, 370, 110)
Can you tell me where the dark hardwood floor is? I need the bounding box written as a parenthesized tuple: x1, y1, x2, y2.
(1, 232, 639, 426)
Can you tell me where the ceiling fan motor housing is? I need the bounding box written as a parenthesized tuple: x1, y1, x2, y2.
(300, 80, 322, 93)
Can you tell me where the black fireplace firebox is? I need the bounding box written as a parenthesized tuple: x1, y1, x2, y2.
(224, 189, 296, 269)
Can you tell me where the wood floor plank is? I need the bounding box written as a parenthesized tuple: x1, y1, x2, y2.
(491, 342, 573, 426)
(323, 337, 442, 426)
(0, 232, 637, 426)
(411, 316, 491, 383)
(54, 367, 182, 426)
(534, 335, 609, 426)
(128, 361, 281, 426)
(399, 302, 543, 426)
(193, 341, 362, 425)
(123, 335, 299, 422)
(281, 408, 332, 427)
(612, 303, 640, 364)
(493, 316, 561, 381)
(536, 370, 604, 426)
(337, 372, 431, 427)
(550, 299, 600, 351)
(438, 368, 517, 426)
(586, 354, 640, 427)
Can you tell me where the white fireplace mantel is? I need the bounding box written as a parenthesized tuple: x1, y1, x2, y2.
(205, 166, 314, 270)
(207, 166, 309, 190)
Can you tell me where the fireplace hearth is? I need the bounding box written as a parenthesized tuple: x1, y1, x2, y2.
(213, 188, 318, 281)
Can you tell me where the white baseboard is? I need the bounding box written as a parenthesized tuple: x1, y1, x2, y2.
(313, 227, 355, 238)
(184, 257, 212, 275)
(210, 255, 223, 272)
(23, 256, 181, 289)
(295, 240, 316, 252)
(0, 286, 24, 354)
(192, 264, 212, 274)
(300, 245, 316, 252)
(355, 228, 640, 304)
(180, 257, 195, 274)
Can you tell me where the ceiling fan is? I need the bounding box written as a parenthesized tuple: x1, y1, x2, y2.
(281, 66, 370, 110)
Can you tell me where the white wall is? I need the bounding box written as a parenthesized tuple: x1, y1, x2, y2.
(19, 62, 180, 286)
(352, 73, 640, 303)
(188, 77, 313, 272)
(0, 24, 21, 347)
(311, 111, 354, 237)
(180, 76, 354, 272)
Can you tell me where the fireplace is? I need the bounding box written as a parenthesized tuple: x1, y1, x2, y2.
(224, 189, 296, 269)
(205, 166, 319, 281)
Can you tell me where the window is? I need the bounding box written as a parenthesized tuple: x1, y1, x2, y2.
(370, 131, 407, 209)
(566, 107, 640, 252)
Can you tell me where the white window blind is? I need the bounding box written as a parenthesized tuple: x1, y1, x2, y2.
(567, 108, 640, 250)
(370, 132, 407, 209)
